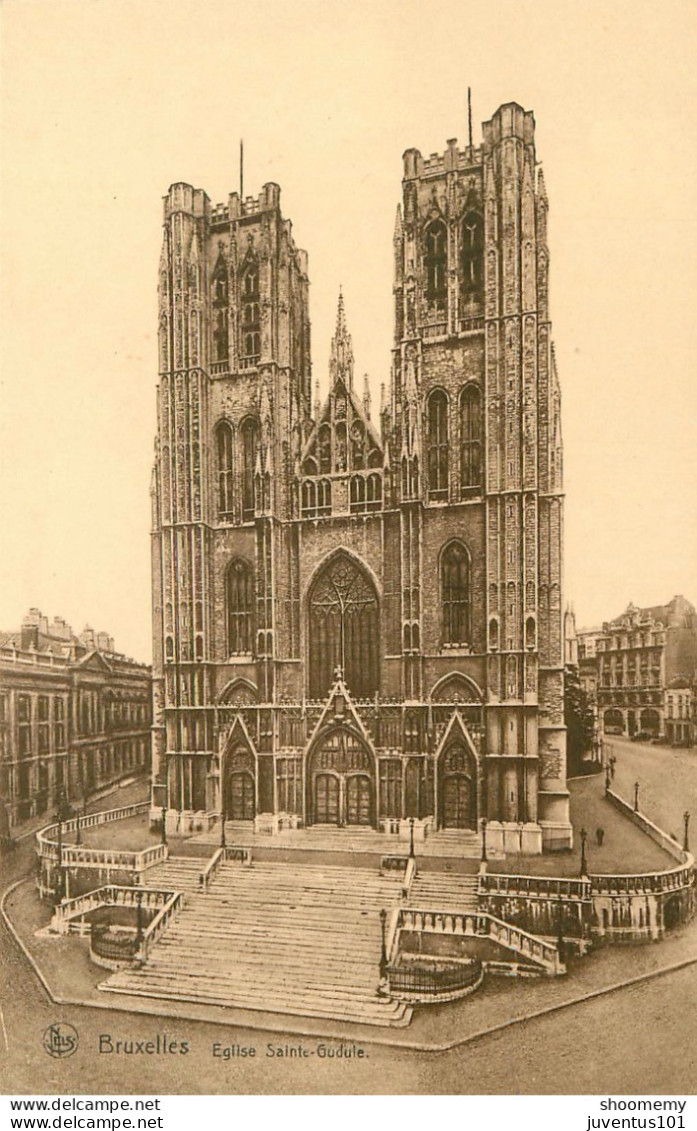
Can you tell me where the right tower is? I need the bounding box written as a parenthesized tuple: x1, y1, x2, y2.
(392, 102, 571, 850)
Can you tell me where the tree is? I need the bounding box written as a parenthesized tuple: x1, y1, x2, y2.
(564, 665, 596, 776)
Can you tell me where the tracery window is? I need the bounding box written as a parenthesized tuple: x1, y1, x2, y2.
(241, 416, 259, 521)
(441, 541, 471, 647)
(308, 553, 379, 699)
(460, 384, 482, 493)
(380, 759, 402, 818)
(227, 558, 255, 655)
(425, 221, 447, 306)
(427, 389, 449, 499)
(461, 211, 484, 296)
(240, 264, 260, 365)
(213, 310, 228, 362)
(216, 421, 234, 519)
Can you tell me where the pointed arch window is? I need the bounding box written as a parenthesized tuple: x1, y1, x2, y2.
(427, 389, 449, 499)
(318, 424, 331, 474)
(462, 211, 484, 296)
(441, 541, 471, 647)
(425, 221, 447, 307)
(227, 558, 255, 655)
(460, 384, 482, 493)
(241, 416, 259, 522)
(308, 553, 379, 699)
(216, 421, 234, 519)
(213, 310, 228, 362)
(240, 263, 260, 366)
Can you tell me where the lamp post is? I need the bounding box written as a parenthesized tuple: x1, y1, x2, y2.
(579, 826, 588, 877)
(54, 812, 64, 905)
(379, 908, 388, 979)
(684, 811, 691, 853)
(634, 781, 640, 813)
(556, 897, 565, 965)
(135, 888, 144, 948)
(160, 805, 167, 846)
(480, 817, 488, 864)
(408, 817, 415, 860)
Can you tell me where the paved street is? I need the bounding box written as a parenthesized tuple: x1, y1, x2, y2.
(604, 737, 697, 848)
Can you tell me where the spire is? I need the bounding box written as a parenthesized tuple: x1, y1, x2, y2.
(537, 166, 548, 206)
(329, 289, 354, 389)
(393, 204, 403, 242)
(363, 375, 371, 420)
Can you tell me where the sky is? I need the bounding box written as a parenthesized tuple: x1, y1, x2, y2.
(1, 0, 696, 662)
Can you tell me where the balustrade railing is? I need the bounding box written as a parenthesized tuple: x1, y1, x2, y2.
(37, 802, 150, 862)
(480, 873, 591, 900)
(223, 846, 252, 865)
(200, 847, 224, 890)
(137, 891, 183, 960)
(394, 907, 563, 974)
(52, 885, 175, 932)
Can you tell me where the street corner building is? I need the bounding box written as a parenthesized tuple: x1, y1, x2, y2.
(149, 101, 572, 855)
(0, 610, 152, 827)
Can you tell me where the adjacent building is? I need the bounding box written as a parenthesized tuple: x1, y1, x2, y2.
(150, 101, 572, 851)
(590, 596, 697, 740)
(0, 609, 152, 826)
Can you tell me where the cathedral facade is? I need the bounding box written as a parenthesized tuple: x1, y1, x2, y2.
(150, 101, 572, 852)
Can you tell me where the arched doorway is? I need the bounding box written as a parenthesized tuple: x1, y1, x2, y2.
(640, 709, 661, 737)
(222, 741, 256, 823)
(307, 552, 379, 699)
(227, 771, 255, 821)
(307, 727, 376, 827)
(603, 708, 624, 734)
(438, 743, 477, 830)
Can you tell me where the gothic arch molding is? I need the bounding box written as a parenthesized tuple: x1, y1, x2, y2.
(305, 549, 381, 701)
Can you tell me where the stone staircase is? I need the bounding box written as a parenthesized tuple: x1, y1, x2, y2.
(101, 860, 412, 1027)
(407, 870, 479, 912)
(143, 856, 202, 892)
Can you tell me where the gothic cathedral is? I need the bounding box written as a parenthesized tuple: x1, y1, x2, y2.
(150, 102, 572, 853)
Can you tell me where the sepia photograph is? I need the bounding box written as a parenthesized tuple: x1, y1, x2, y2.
(1, 0, 696, 1102)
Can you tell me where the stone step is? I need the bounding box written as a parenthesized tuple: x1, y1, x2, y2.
(103, 857, 411, 1027)
(103, 977, 412, 1027)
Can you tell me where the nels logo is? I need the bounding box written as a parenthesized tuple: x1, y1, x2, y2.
(43, 1023, 79, 1059)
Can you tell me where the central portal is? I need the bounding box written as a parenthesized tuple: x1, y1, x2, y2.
(307, 727, 375, 827)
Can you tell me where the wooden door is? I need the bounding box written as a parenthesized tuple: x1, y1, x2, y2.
(442, 774, 472, 829)
(314, 773, 340, 824)
(229, 771, 255, 821)
(346, 774, 372, 826)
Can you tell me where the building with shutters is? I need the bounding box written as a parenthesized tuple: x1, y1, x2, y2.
(150, 101, 572, 852)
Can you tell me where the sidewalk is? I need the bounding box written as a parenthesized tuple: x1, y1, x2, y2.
(490, 775, 675, 877)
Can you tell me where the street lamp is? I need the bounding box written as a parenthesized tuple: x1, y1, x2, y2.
(135, 888, 144, 948)
(160, 805, 167, 846)
(633, 781, 640, 813)
(480, 817, 488, 864)
(54, 812, 64, 905)
(684, 811, 691, 853)
(556, 897, 565, 964)
(579, 827, 588, 877)
(408, 817, 415, 860)
(379, 908, 388, 979)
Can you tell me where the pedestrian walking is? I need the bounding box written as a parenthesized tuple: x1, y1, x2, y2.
(596, 826, 605, 847)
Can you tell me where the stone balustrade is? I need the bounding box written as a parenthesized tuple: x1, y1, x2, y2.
(51, 884, 175, 934)
(393, 906, 563, 975)
(137, 891, 183, 960)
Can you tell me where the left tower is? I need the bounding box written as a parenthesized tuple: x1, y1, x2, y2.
(150, 181, 311, 823)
